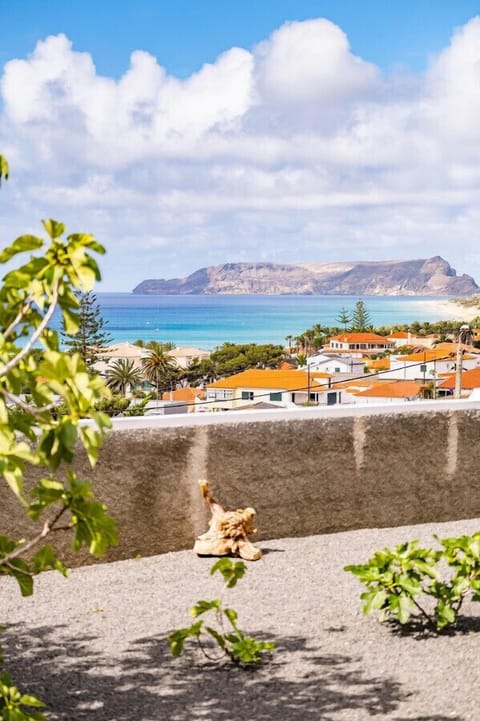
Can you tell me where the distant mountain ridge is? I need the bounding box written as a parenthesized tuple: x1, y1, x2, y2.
(132, 257, 479, 296)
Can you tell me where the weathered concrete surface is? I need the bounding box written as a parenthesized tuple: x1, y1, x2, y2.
(1, 517, 479, 721)
(2, 401, 480, 566)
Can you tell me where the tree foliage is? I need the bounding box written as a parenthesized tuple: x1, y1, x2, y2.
(182, 357, 216, 387)
(350, 300, 372, 332)
(0, 156, 8, 184)
(141, 347, 179, 393)
(0, 156, 117, 718)
(61, 290, 112, 371)
(336, 307, 351, 330)
(293, 302, 471, 355)
(133, 339, 175, 352)
(105, 358, 143, 395)
(208, 343, 285, 378)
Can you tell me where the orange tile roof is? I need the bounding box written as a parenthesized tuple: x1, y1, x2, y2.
(278, 361, 296, 370)
(387, 331, 410, 339)
(207, 368, 331, 392)
(353, 381, 422, 398)
(367, 358, 390, 370)
(161, 387, 206, 402)
(395, 349, 457, 362)
(437, 367, 480, 389)
(433, 342, 480, 354)
(334, 378, 386, 391)
(329, 333, 392, 344)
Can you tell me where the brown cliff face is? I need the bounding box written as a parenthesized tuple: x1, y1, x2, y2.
(133, 257, 479, 296)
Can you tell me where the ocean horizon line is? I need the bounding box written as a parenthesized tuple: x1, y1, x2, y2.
(54, 293, 478, 350)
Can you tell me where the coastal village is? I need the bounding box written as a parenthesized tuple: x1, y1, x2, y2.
(3, 6, 480, 721)
(95, 323, 480, 415)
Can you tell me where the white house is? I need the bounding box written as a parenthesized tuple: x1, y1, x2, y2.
(307, 353, 365, 375)
(386, 331, 440, 349)
(325, 333, 395, 357)
(380, 348, 479, 383)
(94, 342, 146, 374)
(167, 347, 210, 368)
(205, 368, 340, 411)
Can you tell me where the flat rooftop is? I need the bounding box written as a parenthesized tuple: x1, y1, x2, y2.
(1, 516, 478, 720)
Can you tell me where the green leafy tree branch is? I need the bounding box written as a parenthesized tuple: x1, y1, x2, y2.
(0, 219, 118, 573)
(0, 156, 118, 719)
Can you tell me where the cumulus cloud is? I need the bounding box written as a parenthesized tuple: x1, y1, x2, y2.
(1, 17, 480, 290)
(252, 19, 379, 133)
(423, 17, 480, 149)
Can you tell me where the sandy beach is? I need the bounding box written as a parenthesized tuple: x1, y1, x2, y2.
(420, 298, 480, 322)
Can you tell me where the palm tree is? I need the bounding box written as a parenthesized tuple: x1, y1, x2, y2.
(141, 348, 179, 395)
(296, 353, 308, 367)
(311, 324, 325, 350)
(145, 340, 176, 352)
(304, 329, 316, 356)
(294, 334, 306, 354)
(106, 359, 143, 395)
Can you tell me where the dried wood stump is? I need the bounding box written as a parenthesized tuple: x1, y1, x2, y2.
(193, 480, 262, 561)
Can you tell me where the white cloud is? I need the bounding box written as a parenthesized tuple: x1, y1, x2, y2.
(253, 18, 379, 132)
(1, 17, 480, 290)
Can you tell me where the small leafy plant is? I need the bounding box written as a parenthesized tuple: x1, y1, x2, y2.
(168, 558, 276, 665)
(345, 531, 480, 632)
(0, 671, 46, 721)
(1, 633, 47, 720)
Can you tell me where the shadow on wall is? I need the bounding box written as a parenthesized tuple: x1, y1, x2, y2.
(0, 623, 417, 721)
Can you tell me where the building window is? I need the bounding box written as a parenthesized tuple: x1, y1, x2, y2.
(269, 392, 282, 401)
(241, 391, 254, 401)
(208, 389, 233, 401)
(420, 364, 427, 373)
(334, 367, 341, 373)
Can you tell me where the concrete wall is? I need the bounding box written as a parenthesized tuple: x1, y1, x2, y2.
(3, 400, 480, 566)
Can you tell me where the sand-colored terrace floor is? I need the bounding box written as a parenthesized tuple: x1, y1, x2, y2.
(1, 517, 479, 720)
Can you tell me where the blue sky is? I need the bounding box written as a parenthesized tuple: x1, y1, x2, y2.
(1, 1, 480, 290)
(2, 0, 479, 76)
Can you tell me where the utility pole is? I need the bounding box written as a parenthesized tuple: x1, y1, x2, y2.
(454, 324, 471, 399)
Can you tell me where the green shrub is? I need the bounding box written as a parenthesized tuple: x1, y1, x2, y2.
(345, 531, 480, 631)
(168, 558, 275, 665)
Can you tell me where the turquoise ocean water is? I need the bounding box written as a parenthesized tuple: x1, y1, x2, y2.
(52, 294, 463, 350)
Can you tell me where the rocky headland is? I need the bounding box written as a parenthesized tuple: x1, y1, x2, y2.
(133, 256, 479, 296)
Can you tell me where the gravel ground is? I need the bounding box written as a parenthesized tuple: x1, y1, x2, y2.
(1, 517, 479, 721)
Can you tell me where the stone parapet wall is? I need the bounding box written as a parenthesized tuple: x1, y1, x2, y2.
(3, 401, 480, 566)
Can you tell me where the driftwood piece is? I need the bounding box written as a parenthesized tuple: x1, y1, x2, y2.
(193, 480, 262, 561)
